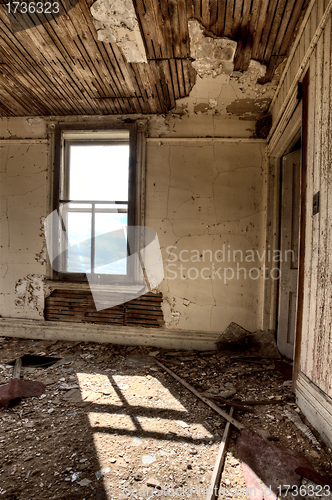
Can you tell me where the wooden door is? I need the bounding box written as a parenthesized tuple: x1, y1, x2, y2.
(277, 149, 301, 359)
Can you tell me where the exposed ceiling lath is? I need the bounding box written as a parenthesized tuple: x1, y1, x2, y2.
(0, 0, 309, 116)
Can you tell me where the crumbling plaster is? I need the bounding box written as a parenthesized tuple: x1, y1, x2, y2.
(90, 0, 147, 63)
(148, 20, 279, 139)
(0, 126, 48, 318)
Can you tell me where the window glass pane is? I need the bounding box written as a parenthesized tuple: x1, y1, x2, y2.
(69, 145, 129, 201)
(95, 213, 128, 275)
(67, 212, 92, 273)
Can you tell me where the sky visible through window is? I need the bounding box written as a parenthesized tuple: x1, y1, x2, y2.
(66, 144, 129, 275)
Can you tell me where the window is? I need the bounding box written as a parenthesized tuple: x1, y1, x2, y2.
(50, 123, 146, 284)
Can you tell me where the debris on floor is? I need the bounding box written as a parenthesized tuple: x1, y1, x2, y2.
(216, 322, 280, 359)
(284, 405, 321, 448)
(0, 336, 330, 500)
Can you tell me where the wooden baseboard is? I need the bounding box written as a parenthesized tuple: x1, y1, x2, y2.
(296, 371, 332, 449)
(0, 318, 219, 351)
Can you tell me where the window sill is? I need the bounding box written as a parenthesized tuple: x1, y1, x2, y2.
(45, 280, 146, 295)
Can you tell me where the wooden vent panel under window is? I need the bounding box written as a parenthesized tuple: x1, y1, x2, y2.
(45, 290, 164, 328)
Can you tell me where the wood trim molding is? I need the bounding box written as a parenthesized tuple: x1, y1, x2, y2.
(293, 69, 309, 389)
(0, 318, 220, 351)
(268, 98, 302, 158)
(0, 139, 48, 144)
(147, 138, 267, 143)
(268, 0, 317, 113)
(296, 372, 332, 448)
(268, 1, 332, 142)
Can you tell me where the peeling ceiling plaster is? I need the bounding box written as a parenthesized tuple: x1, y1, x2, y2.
(90, 0, 147, 63)
(167, 20, 278, 122)
(188, 19, 237, 77)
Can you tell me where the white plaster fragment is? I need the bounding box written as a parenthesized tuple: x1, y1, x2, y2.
(188, 19, 237, 77)
(15, 280, 27, 295)
(96, 29, 116, 43)
(235, 59, 267, 90)
(208, 99, 218, 109)
(26, 117, 43, 127)
(148, 116, 171, 137)
(90, 0, 147, 63)
(162, 299, 173, 324)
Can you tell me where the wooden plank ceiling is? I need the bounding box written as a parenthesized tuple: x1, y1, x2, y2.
(0, 0, 309, 116)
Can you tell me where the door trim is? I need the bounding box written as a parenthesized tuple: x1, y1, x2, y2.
(293, 69, 309, 389)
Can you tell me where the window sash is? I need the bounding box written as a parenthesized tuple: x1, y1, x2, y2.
(59, 200, 129, 277)
(52, 124, 139, 284)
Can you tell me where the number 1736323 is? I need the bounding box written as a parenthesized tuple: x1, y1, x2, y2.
(5, 1, 59, 14)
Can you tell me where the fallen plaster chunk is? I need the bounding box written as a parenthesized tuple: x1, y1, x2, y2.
(131, 436, 142, 446)
(78, 478, 92, 486)
(95, 467, 110, 480)
(188, 19, 237, 77)
(205, 382, 236, 399)
(216, 322, 280, 358)
(236, 59, 267, 85)
(142, 454, 156, 465)
(90, 0, 147, 63)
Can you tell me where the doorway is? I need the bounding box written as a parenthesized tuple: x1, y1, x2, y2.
(277, 146, 302, 359)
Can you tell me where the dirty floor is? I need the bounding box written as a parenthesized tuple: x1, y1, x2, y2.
(0, 337, 331, 500)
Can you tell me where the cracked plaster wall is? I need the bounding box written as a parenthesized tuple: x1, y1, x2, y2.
(0, 117, 48, 319)
(0, 115, 267, 333)
(146, 140, 267, 332)
(0, 18, 279, 330)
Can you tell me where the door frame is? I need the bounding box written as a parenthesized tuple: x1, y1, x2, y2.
(263, 103, 302, 335)
(265, 72, 309, 389)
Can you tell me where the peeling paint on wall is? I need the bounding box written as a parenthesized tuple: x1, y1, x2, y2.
(0, 136, 48, 319)
(15, 274, 45, 316)
(2, 115, 267, 332)
(90, 0, 147, 63)
(35, 217, 47, 265)
(0, 117, 47, 139)
(162, 297, 180, 328)
(226, 97, 271, 119)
